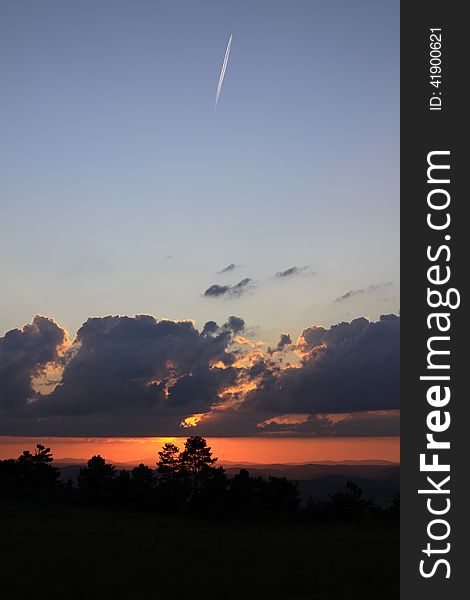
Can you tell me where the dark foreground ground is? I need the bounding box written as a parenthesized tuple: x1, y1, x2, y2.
(1, 504, 399, 600)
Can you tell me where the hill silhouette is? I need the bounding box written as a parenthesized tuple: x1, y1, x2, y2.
(0, 438, 399, 598)
(54, 458, 399, 506)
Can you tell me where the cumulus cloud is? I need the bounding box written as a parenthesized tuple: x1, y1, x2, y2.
(248, 315, 400, 416)
(42, 315, 243, 417)
(0, 315, 67, 410)
(223, 316, 245, 334)
(0, 313, 399, 437)
(201, 316, 245, 338)
(203, 278, 254, 299)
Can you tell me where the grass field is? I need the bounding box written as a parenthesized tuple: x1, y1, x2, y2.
(1, 504, 399, 599)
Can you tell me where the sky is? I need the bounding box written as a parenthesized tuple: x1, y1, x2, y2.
(0, 436, 399, 464)
(0, 1, 399, 458)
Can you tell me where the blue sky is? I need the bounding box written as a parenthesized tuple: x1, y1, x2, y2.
(0, 0, 399, 343)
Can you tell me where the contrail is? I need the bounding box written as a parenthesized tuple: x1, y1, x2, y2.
(215, 34, 232, 109)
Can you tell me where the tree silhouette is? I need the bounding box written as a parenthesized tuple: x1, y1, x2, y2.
(156, 443, 181, 480)
(327, 481, 376, 522)
(190, 464, 228, 518)
(386, 493, 400, 524)
(17, 444, 60, 499)
(77, 455, 116, 506)
(130, 464, 156, 509)
(0, 444, 60, 502)
(156, 443, 187, 511)
(0, 458, 21, 500)
(261, 476, 301, 516)
(228, 468, 264, 519)
(113, 469, 132, 507)
(179, 436, 217, 491)
(0, 439, 397, 526)
(132, 463, 155, 488)
(230, 468, 256, 499)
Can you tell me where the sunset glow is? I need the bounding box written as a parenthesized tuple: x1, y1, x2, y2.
(0, 436, 399, 465)
(1, 0, 399, 469)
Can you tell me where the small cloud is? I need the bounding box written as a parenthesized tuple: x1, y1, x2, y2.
(217, 263, 242, 274)
(223, 316, 245, 333)
(274, 266, 311, 279)
(201, 316, 245, 336)
(335, 288, 365, 303)
(276, 333, 292, 350)
(335, 282, 393, 303)
(203, 278, 254, 299)
(204, 284, 231, 298)
(268, 333, 292, 355)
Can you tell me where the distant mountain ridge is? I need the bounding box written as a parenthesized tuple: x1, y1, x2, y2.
(54, 457, 398, 468)
(55, 458, 399, 506)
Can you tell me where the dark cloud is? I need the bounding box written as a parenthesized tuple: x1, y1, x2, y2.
(175, 407, 399, 439)
(256, 410, 400, 437)
(248, 315, 400, 415)
(168, 366, 238, 412)
(268, 333, 292, 355)
(274, 266, 310, 279)
(193, 316, 400, 437)
(0, 313, 399, 437)
(335, 289, 365, 303)
(0, 314, 245, 430)
(203, 278, 254, 299)
(223, 316, 245, 334)
(335, 282, 393, 303)
(43, 315, 240, 416)
(201, 320, 219, 336)
(204, 284, 230, 298)
(0, 315, 66, 410)
(276, 333, 292, 350)
(299, 317, 370, 351)
(201, 316, 245, 338)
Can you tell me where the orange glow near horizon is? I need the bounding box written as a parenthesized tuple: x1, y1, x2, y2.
(0, 436, 399, 465)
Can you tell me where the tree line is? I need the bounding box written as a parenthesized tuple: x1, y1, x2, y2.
(0, 437, 399, 524)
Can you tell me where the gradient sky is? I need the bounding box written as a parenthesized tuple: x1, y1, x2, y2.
(0, 2, 400, 458)
(0, 0, 399, 343)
